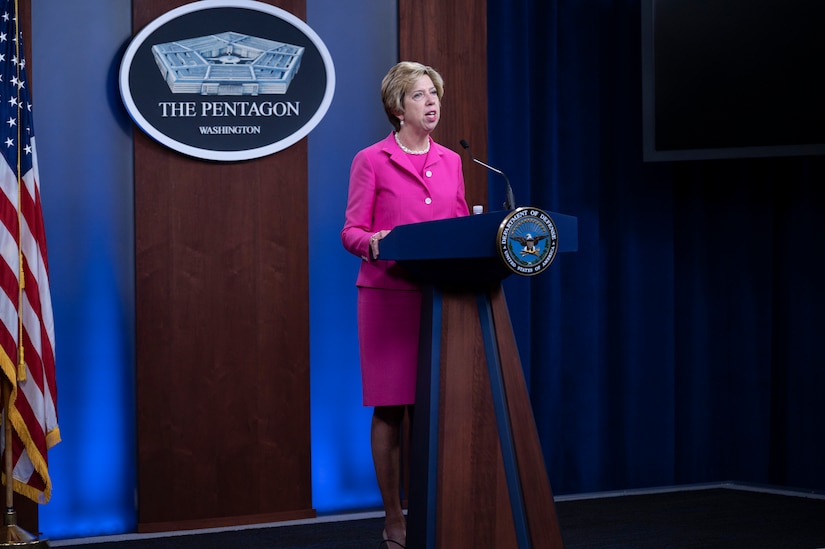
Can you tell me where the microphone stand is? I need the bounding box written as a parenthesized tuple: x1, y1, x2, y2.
(460, 140, 516, 210)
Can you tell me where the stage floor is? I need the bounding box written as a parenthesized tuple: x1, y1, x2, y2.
(51, 482, 825, 548)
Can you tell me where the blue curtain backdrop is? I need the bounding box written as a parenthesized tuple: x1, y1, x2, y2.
(32, 0, 137, 538)
(307, 0, 398, 514)
(488, 0, 825, 495)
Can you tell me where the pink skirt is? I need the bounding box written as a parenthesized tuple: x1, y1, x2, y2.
(358, 287, 422, 406)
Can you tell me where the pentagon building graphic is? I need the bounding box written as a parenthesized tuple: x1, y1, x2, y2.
(151, 31, 305, 95)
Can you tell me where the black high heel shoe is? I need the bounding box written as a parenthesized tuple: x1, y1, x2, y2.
(381, 528, 406, 548)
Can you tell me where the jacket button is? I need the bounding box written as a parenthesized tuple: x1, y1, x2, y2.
(425, 170, 433, 177)
(425, 197, 432, 204)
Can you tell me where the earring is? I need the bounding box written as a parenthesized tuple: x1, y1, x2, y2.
(399, 120, 404, 126)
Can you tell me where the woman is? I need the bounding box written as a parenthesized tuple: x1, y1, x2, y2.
(341, 61, 470, 547)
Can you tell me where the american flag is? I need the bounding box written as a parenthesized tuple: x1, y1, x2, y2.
(0, 0, 59, 503)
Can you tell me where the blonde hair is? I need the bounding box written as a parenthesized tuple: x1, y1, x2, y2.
(381, 61, 445, 131)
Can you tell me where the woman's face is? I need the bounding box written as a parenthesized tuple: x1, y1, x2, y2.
(400, 75, 440, 133)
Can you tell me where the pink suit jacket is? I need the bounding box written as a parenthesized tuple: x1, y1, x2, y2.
(342, 132, 470, 290)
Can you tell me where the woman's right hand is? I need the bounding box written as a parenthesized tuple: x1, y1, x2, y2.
(369, 229, 392, 259)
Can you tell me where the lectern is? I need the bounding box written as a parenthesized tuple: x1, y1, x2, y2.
(380, 207, 577, 549)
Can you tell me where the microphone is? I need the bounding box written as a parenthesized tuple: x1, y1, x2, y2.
(459, 139, 516, 210)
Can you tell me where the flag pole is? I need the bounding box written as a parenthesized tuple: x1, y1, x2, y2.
(0, 379, 48, 547)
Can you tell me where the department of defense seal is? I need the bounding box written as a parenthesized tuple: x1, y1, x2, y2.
(497, 207, 558, 276)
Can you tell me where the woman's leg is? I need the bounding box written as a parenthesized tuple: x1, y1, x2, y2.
(372, 404, 407, 545)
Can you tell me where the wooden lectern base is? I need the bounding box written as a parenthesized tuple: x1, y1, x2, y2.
(407, 284, 564, 549)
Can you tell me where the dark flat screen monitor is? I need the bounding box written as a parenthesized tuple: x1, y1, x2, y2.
(642, 0, 825, 161)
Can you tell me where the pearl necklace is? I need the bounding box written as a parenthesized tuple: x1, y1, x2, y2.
(394, 132, 430, 155)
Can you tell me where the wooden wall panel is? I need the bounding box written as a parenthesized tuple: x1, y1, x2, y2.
(400, 0, 489, 210)
(132, 0, 313, 532)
